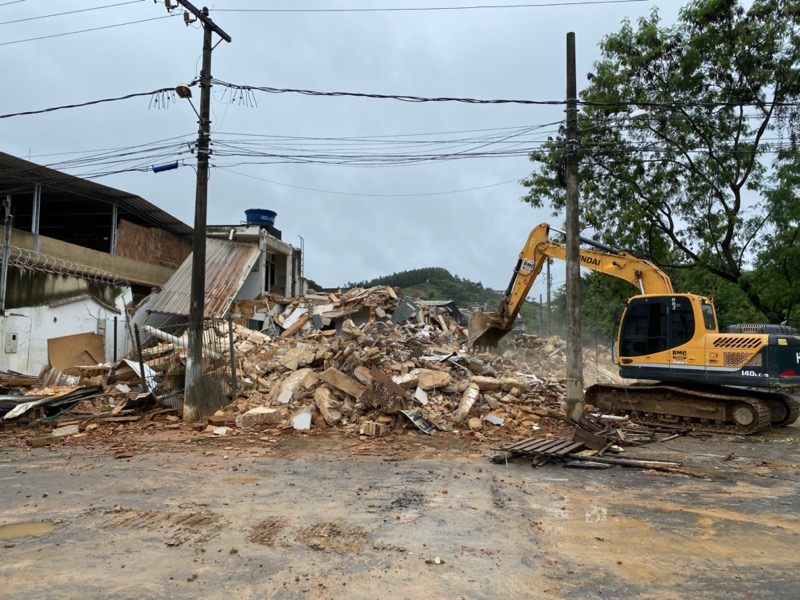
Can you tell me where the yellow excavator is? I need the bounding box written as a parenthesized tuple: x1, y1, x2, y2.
(469, 223, 800, 434)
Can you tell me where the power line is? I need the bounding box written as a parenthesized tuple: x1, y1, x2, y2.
(0, 87, 177, 119)
(218, 166, 520, 197)
(213, 79, 566, 107)
(212, 0, 647, 13)
(212, 79, 800, 110)
(0, 13, 177, 46)
(0, 1, 144, 27)
(0, 0, 25, 7)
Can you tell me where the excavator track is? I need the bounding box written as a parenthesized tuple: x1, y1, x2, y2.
(585, 383, 775, 435)
(769, 395, 800, 428)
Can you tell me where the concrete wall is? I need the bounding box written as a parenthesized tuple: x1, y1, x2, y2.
(6, 229, 176, 287)
(115, 219, 192, 270)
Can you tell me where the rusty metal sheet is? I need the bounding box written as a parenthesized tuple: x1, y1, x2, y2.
(147, 238, 261, 319)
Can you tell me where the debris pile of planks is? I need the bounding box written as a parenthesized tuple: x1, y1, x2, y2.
(492, 420, 696, 476)
(0, 361, 157, 425)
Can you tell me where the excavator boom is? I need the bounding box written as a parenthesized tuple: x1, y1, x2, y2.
(468, 223, 673, 347)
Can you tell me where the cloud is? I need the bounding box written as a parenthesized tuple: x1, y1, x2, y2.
(0, 0, 683, 297)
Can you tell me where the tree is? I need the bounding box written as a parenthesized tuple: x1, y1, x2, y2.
(521, 0, 800, 323)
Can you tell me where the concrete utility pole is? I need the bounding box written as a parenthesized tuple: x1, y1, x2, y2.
(175, 0, 231, 421)
(564, 32, 585, 423)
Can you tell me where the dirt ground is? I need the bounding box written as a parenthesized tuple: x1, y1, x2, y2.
(1, 417, 799, 600)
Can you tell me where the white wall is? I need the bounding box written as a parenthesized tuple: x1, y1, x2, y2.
(0, 289, 132, 375)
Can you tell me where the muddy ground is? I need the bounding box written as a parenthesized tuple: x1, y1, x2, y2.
(1, 420, 799, 600)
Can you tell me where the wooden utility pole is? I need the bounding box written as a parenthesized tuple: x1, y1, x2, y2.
(175, 1, 231, 421)
(564, 32, 585, 423)
(546, 258, 551, 337)
(0, 196, 12, 315)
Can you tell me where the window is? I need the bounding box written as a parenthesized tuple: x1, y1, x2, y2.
(669, 298, 695, 347)
(701, 302, 717, 331)
(619, 299, 667, 357)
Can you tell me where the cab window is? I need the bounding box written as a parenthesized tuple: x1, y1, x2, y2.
(701, 302, 717, 331)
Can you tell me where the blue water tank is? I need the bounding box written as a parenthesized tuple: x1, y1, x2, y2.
(245, 209, 277, 227)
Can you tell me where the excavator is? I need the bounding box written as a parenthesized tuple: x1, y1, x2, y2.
(469, 223, 800, 434)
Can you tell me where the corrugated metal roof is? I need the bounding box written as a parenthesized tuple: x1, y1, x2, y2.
(147, 238, 261, 318)
(0, 152, 193, 241)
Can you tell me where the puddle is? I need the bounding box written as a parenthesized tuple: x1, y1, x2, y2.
(0, 521, 58, 541)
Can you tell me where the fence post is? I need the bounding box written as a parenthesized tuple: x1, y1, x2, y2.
(133, 324, 150, 393)
(228, 313, 237, 402)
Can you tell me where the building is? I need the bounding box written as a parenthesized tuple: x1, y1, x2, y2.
(137, 210, 303, 331)
(0, 152, 193, 375)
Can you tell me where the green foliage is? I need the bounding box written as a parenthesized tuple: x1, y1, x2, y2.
(521, 0, 800, 323)
(350, 267, 493, 306)
(346, 267, 545, 333)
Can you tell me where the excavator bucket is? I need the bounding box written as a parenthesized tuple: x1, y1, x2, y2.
(468, 311, 512, 348)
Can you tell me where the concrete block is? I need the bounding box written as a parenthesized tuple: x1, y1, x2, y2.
(235, 406, 282, 428)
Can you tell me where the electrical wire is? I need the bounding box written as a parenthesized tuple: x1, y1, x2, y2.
(212, 0, 648, 13)
(0, 87, 177, 119)
(217, 166, 520, 197)
(0, 1, 144, 27)
(213, 79, 800, 110)
(0, 13, 177, 46)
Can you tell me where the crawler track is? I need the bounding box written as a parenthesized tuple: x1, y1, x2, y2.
(585, 383, 776, 435)
(769, 395, 800, 428)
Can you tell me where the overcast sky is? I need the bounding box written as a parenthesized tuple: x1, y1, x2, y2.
(1, 0, 685, 298)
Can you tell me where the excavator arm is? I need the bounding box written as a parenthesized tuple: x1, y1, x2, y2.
(468, 223, 674, 347)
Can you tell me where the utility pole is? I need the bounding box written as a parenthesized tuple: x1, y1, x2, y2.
(564, 32, 584, 423)
(174, 0, 231, 421)
(546, 258, 551, 337)
(1, 196, 12, 315)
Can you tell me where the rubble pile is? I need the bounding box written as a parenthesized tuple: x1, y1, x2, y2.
(205, 286, 615, 440)
(0, 286, 621, 444)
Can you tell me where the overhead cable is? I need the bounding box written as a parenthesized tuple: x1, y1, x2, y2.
(0, 1, 144, 27)
(0, 87, 177, 119)
(212, 0, 647, 13)
(218, 167, 520, 197)
(213, 79, 800, 110)
(0, 13, 177, 46)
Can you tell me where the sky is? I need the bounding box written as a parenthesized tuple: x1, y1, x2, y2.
(0, 0, 686, 298)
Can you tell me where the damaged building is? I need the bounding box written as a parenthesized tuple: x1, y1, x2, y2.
(0, 152, 303, 379)
(138, 208, 302, 329)
(0, 152, 193, 376)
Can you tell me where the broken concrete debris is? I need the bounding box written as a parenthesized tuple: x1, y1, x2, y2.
(1, 286, 625, 446)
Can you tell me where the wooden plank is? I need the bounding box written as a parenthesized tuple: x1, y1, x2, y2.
(555, 442, 585, 456)
(280, 314, 310, 338)
(571, 427, 608, 451)
(508, 439, 555, 453)
(537, 440, 572, 454)
(503, 439, 543, 452)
